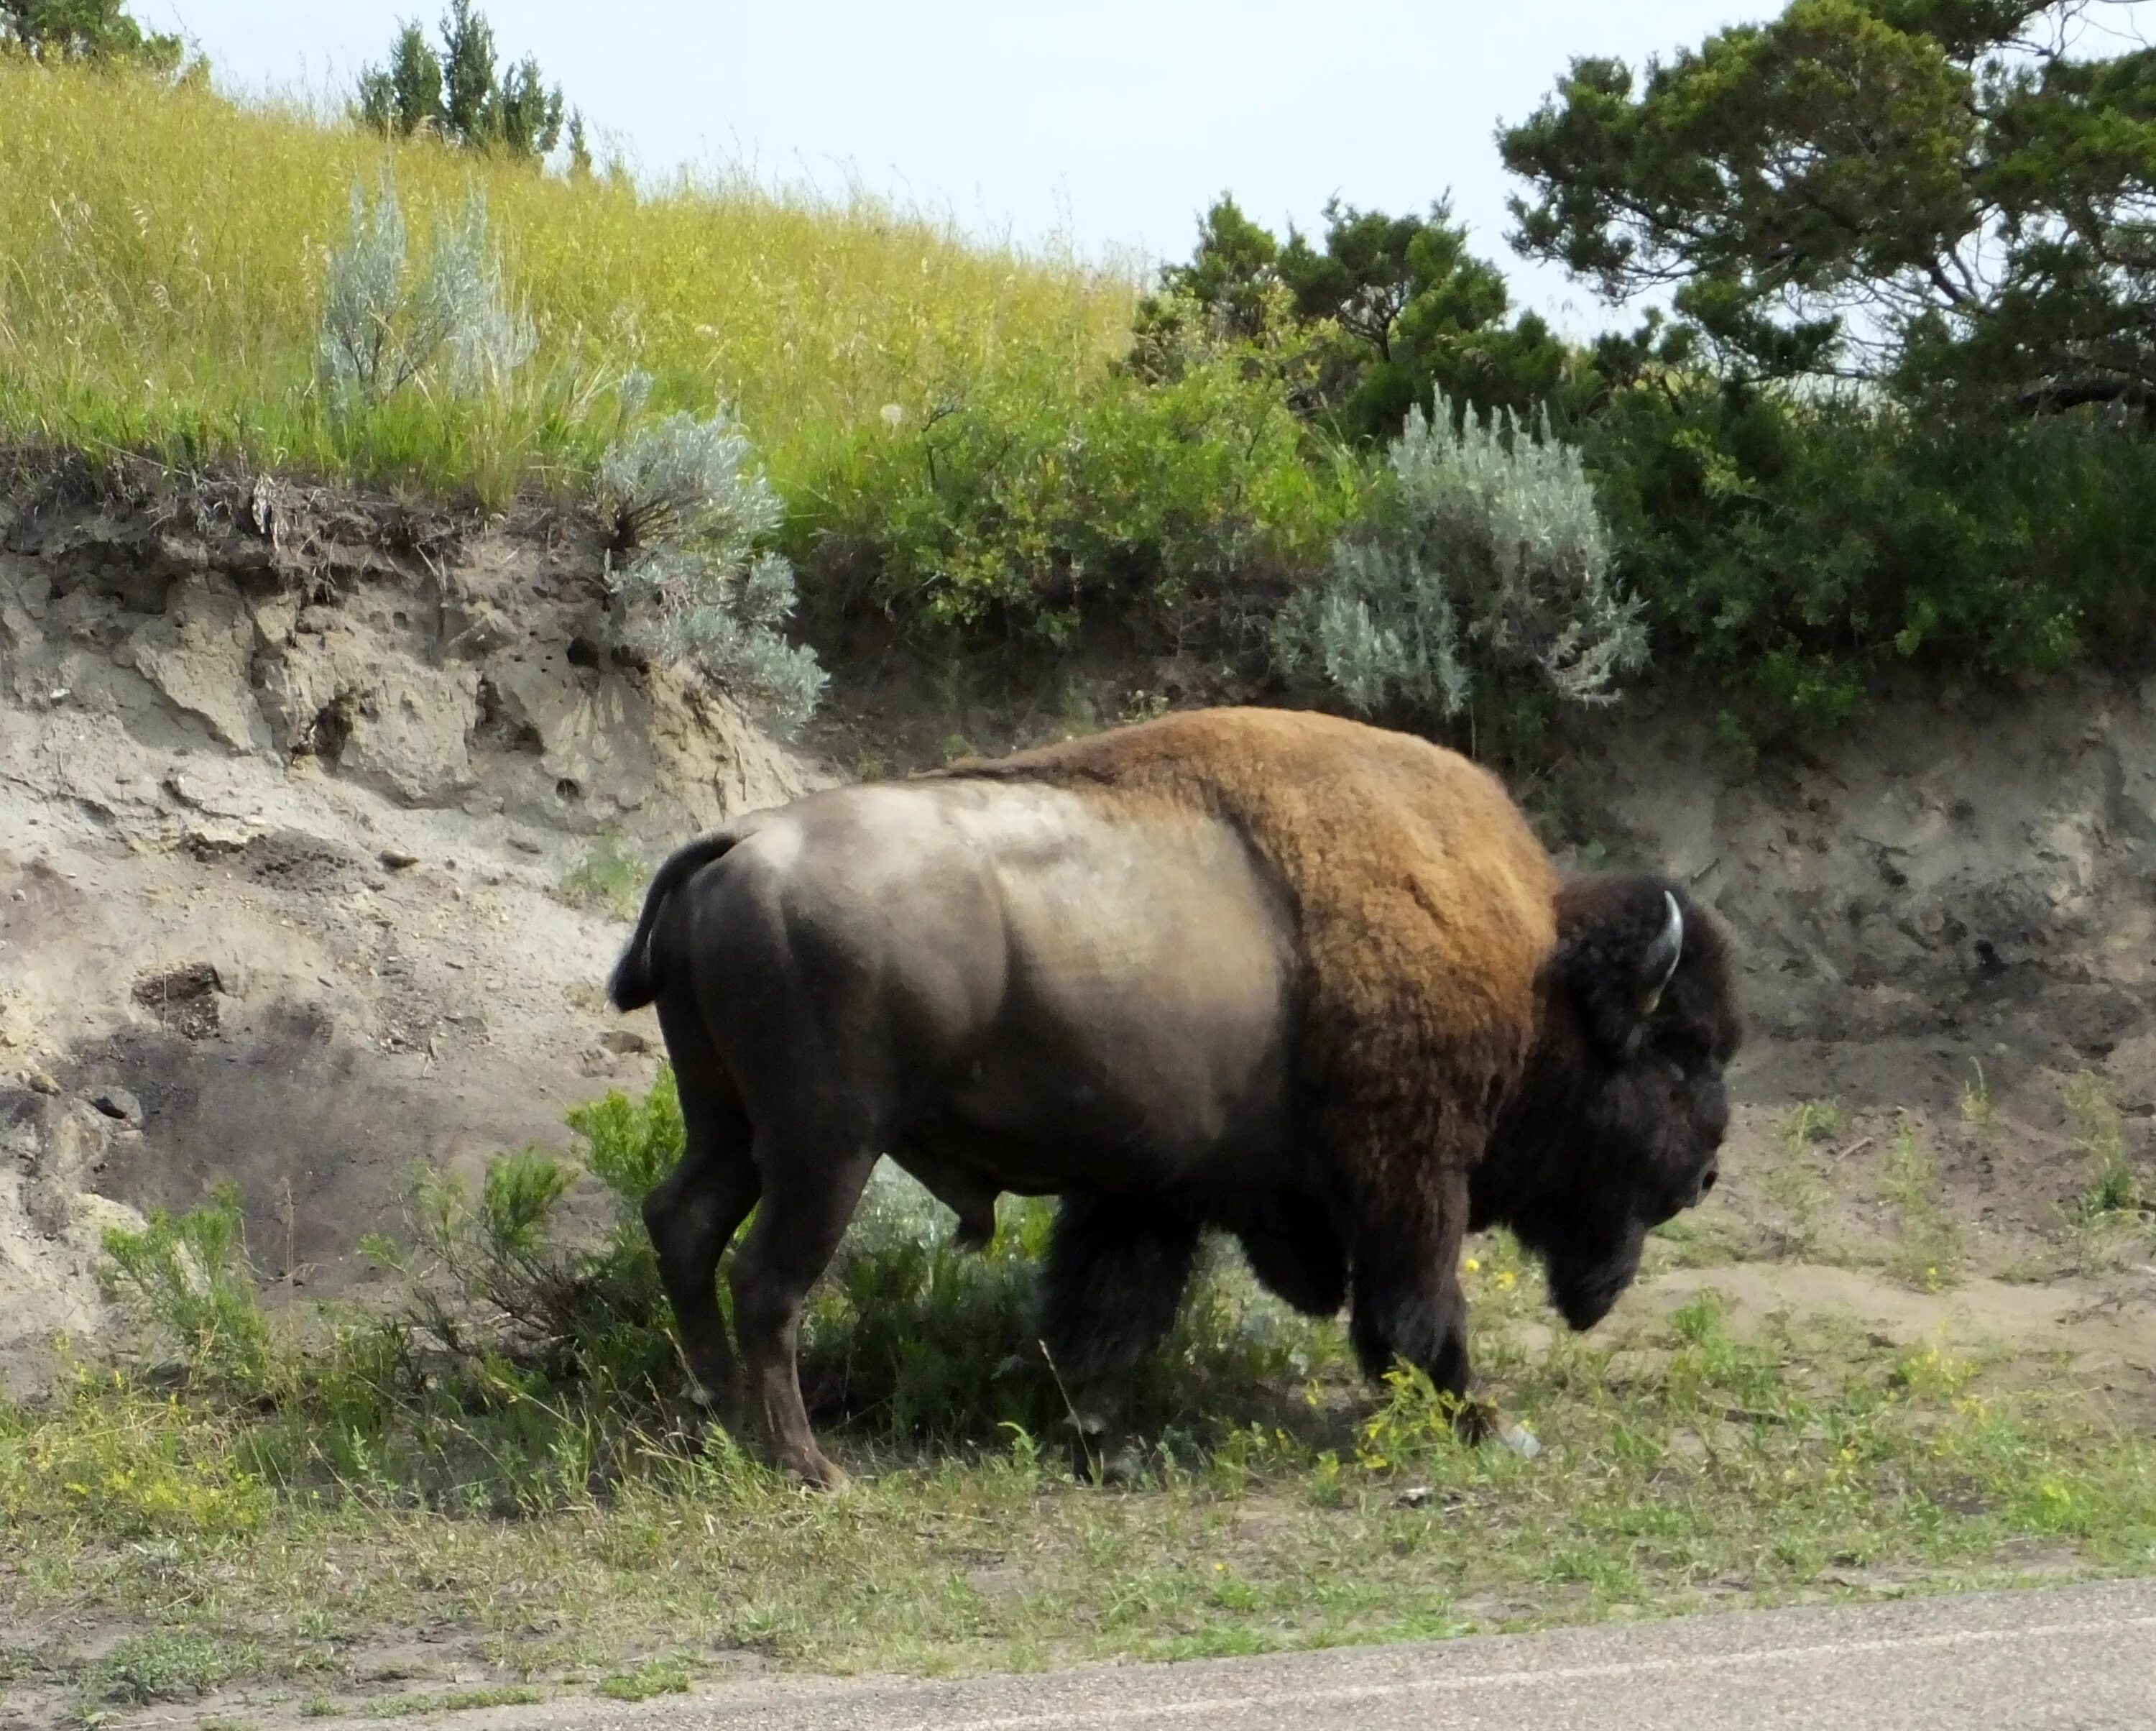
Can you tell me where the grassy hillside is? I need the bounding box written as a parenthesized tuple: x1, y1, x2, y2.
(0, 64, 1135, 506)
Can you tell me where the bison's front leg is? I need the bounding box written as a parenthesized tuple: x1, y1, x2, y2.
(1346, 1167, 1493, 1443)
(1039, 1194, 1199, 1483)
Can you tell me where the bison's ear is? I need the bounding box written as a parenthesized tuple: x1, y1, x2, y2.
(1554, 880, 1685, 1060)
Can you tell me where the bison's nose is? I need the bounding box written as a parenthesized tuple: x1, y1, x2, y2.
(1696, 1163, 1719, 1200)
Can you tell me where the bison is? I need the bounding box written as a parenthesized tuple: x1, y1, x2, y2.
(607, 706, 1740, 1489)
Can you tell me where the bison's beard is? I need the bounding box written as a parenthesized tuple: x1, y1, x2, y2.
(1546, 1217, 1647, 1331)
(1511, 1206, 1649, 1332)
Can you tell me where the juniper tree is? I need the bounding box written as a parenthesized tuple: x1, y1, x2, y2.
(354, 1, 566, 164)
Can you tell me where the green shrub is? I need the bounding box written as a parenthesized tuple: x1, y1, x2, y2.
(826, 310, 1359, 649)
(99, 1178, 277, 1395)
(75, 1073, 1349, 1510)
(1583, 381, 2156, 737)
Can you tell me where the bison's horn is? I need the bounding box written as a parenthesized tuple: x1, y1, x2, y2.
(1639, 890, 1684, 1013)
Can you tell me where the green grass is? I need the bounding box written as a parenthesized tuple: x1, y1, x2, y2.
(1882, 1116, 1963, 1291)
(558, 834, 648, 922)
(0, 61, 1132, 510)
(596, 1661, 693, 1702)
(4, 1106, 2155, 1718)
(0, 63, 1353, 661)
(1761, 1101, 1842, 1261)
(4, 1076, 2152, 1718)
(2065, 1077, 2147, 1222)
(303, 1684, 547, 1720)
(4, 1282, 2150, 1713)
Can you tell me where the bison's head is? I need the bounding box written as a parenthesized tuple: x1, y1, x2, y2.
(1471, 876, 1741, 1332)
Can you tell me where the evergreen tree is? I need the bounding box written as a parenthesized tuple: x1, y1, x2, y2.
(354, 22, 443, 139)
(1501, 0, 2156, 410)
(1137, 193, 1577, 443)
(353, 2, 566, 165)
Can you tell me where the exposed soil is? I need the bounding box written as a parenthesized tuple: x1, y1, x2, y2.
(0, 472, 819, 1392)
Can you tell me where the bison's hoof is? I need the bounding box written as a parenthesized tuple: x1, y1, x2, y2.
(786, 1451, 852, 1494)
(1451, 1396, 1501, 1446)
(1097, 1443, 1146, 1486)
(1067, 1427, 1145, 1487)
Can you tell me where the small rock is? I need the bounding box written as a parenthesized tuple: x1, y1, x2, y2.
(27, 1070, 59, 1096)
(599, 1029, 650, 1056)
(379, 849, 420, 871)
(91, 1086, 142, 1124)
(1498, 1421, 1542, 1460)
(1395, 1484, 1434, 1509)
(507, 835, 543, 856)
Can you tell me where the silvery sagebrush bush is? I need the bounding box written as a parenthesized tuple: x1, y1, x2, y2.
(594, 387, 828, 737)
(315, 166, 534, 408)
(1277, 392, 1646, 720)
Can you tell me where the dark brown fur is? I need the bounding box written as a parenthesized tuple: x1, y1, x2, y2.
(936, 707, 1562, 1379)
(936, 707, 1737, 1402)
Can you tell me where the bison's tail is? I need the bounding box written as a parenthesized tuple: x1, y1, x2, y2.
(607, 828, 746, 1012)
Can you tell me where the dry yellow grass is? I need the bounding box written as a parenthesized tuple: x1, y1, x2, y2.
(0, 64, 1136, 502)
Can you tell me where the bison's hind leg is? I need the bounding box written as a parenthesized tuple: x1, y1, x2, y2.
(645, 999, 763, 1430)
(1038, 1194, 1199, 1484)
(727, 1120, 880, 1493)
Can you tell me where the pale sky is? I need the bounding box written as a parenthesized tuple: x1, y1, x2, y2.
(138, 1, 2156, 336)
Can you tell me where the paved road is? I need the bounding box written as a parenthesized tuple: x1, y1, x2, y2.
(351, 1577, 2156, 1730)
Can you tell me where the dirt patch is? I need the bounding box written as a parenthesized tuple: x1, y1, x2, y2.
(129, 963, 222, 1041)
(240, 830, 370, 895)
(1643, 1262, 2156, 1378)
(0, 478, 829, 1379)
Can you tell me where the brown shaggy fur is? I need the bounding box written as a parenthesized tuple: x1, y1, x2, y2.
(933, 706, 1563, 1328)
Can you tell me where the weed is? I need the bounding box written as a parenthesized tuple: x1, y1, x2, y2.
(90, 1629, 249, 1707)
(558, 834, 647, 922)
(2065, 1075, 2147, 1221)
(596, 1661, 691, 1702)
(1763, 1101, 1841, 1259)
(1881, 1116, 1961, 1290)
(2058, 1076, 2152, 1275)
(1960, 1061, 1995, 1134)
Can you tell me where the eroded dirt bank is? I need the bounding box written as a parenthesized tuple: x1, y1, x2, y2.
(2, 471, 2153, 1397)
(0, 473, 820, 1393)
